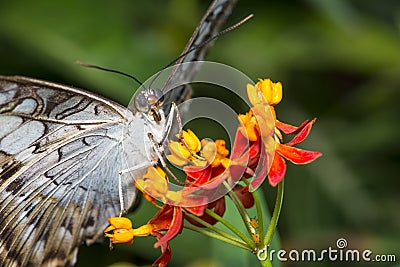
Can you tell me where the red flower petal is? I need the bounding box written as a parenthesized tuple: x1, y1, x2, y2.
(231, 129, 251, 160)
(154, 206, 183, 248)
(277, 143, 322, 164)
(233, 184, 254, 208)
(249, 149, 269, 189)
(183, 200, 207, 216)
(149, 205, 174, 231)
(248, 138, 262, 159)
(286, 118, 316, 146)
(184, 165, 211, 185)
(152, 232, 172, 267)
(186, 198, 226, 226)
(268, 153, 286, 187)
(275, 119, 311, 134)
(209, 197, 226, 221)
(229, 164, 247, 180)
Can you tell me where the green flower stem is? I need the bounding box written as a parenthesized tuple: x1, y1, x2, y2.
(264, 179, 284, 247)
(243, 179, 265, 246)
(260, 257, 273, 267)
(184, 224, 252, 252)
(203, 208, 256, 249)
(184, 211, 247, 247)
(224, 182, 254, 238)
(251, 187, 265, 246)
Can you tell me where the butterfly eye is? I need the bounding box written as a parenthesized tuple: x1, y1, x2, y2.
(134, 92, 150, 112)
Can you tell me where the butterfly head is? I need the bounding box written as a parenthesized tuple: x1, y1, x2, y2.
(134, 88, 165, 122)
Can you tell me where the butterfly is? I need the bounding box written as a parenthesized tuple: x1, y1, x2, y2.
(0, 0, 238, 266)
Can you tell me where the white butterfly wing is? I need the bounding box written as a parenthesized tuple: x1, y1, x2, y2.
(0, 0, 239, 266)
(0, 76, 138, 266)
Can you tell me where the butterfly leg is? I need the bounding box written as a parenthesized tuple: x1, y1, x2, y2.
(118, 172, 126, 217)
(160, 102, 180, 143)
(147, 132, 185, 185)
(162, 102, 194, 156)
(119, 161, 156, 175)
(164, 102, 206, 162)
(118, 161, 155, 216)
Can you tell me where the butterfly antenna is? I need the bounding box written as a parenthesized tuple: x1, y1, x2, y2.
(148, 14, 254, 90)
(75, 61, 146, 90)
(170, 14, 253, 69)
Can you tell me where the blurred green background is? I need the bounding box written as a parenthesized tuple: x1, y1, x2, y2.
(0, 0, 399, 266)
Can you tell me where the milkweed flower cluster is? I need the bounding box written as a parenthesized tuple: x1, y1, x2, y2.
(105, 78, 321, 267)
(237, 79, 322, 188)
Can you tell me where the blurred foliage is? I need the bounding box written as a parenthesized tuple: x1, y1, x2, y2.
(0, 0, 399, 266)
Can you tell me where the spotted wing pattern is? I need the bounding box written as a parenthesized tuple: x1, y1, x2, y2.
(0, 76, 137, 266)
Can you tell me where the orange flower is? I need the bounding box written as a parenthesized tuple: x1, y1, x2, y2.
(231, 78, 321, 188)
(104, 205, 182, 267)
